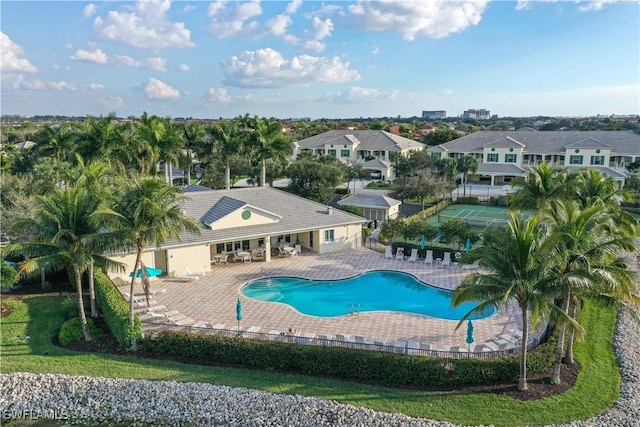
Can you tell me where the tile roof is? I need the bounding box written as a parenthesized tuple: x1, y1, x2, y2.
(477, 163, 526, 174)
(338, 194, 401, 209)
(428, 131, 640, 156)
(169, 187, 364, 248)
(200, 196, 247, 226)
(295, 130, 424, 152)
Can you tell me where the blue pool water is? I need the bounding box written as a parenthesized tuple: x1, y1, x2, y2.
(242, 271, 494, 320)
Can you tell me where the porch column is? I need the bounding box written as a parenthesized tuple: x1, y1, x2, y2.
(490, 175, 495, 186)
(264, 235, 271, 263)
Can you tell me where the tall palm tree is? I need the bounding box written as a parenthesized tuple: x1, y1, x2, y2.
(567, 168, 627, 209)
(8, 186, 122, 341)
(179, 122, 206, 185)
(456, 154, 478, 196)
(508, 162, 566, 211)
(75, 113, 119, 164)
(245, 116, 292, 187)
(200, 120, 245, 190)
(452, 213, 570, 391)
(135, 113, 182, 184)
(34, 123, 77, 163)
(98, 176, 201, 349)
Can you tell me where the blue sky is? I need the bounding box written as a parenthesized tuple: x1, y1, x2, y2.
(1, 0, 638, 119)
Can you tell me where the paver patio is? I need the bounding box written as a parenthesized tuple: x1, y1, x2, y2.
(118, 247, 522, 350)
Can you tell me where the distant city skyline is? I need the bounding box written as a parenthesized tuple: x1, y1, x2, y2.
(1, 1, 639, 119)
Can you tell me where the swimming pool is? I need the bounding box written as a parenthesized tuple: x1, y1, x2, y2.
(242, 270, 494, 320)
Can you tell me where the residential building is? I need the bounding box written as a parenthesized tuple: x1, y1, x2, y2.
(422, 110, 447, 120)
(462, 109, 491, 120)
(427, 131, 640, 187)
(292, 130, 425, 180)
(109, 186, 365, 279)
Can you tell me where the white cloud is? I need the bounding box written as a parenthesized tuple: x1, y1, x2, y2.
(142, 57, 167, 71)
(83, 3, 97, 18)
(371, 46, 379, 55)
(441, 88, 453, 96)
(302, 40, 325, 53)
(345, 0, 488, 40)
(205, 87, 231, 103)
(309, 17, 333, 41)
(265, 14, 291, 37)
(87, 83, 105, 90)
(221, 48, 360, 88)
(282, 34, 300, 45)
(516, 0, 620, 11)
(208, 0, 263, 39)
(285, 0, 302, 15)
(94, 0, 194, 48)
(48, 81, 77, 91)
(183, 4, 196, 13)
(144, 77, 180, 99)
(24, 79, 47, 90)
(323, 86, 399, 103)
(100, 96, 126, 111)
(1, 32, 38, 73)
(177, 63, 190, 72)
(70, 48, 108, 64)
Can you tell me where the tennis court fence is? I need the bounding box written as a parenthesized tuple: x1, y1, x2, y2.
(437, 213, 509, 228)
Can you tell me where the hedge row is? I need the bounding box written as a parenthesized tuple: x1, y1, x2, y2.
(452, 196, 481, 205)
(141, 330, 556, 387)
(94, 269, 141, 348)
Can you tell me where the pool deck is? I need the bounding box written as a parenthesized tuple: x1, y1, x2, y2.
(118, 248, 522, 350)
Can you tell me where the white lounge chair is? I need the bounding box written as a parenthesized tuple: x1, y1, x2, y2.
(442, 252, 451, 267)
(185, 267, 205, 278)
(395, 247, 405, 261)
(407, 248, 418, 263)
(354, 335, 373, 345)
(424, 250, 433, 265)
(123, 293, 157, 308)
(384, 246, 393, 259)
(461, 260, 481, 270)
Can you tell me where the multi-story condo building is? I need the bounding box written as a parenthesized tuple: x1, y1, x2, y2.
(292, 130, 424, 180)
(422, 110, 447, 120)
(462, 109, 491, 120)
(427, 131, 640, 187)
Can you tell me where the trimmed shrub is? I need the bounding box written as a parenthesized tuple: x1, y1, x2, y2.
(0, 261, 19, 292)
(58, 317, 101, 345)
(453, 196, 480, 205)
(141, 331, 554, 388)
(94, 269, 141, 348)
(338, 204, 364, 217)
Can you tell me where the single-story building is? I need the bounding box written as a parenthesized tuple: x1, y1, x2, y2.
(110, 186, 366, 279)
(337, 194, 401, 222)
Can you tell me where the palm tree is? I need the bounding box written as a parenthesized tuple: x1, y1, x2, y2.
(7, 186, 122, 341)
(135, 113, 182, 184)
(567, 168, 627, 209)
(245, 116, 292, 187)
(34, 123, 77, 163)
(452, 213, 569, 391)
(75, 113, 120, 164)
(98, 176, 201, 349)
(200, 120, 245, 190)
(456, 154, 478, 196)
(508, 162, 566, 211)
(179, 122, 206, 185)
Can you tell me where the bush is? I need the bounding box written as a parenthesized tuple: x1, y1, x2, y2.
(58, 317, 101, 345)
(361, 227, 372, 237)
(453, 196, 480, 205)
(0, 261, 19, 292)
(141, 331, 555, 388)
(338, 204, 364, 217)
(94, 269, 141, 348)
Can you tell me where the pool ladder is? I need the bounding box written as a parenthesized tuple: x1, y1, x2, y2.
(345, 303, 360, 316)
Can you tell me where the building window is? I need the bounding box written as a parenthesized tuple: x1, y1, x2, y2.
(431, 152, 441, 159)
(324, 229, 335, 243)
(504, 153, 517, 163)
(341, 149, 350, 157)
(328, 149, 336, 157)
(569, 155, 583, 165)
(486, 153, 499, 162)
(216, 243, 225, 253)
(309, 231, 314, 248)
(590, 155, 605, 165)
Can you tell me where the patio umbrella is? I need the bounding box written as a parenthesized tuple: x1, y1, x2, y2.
(466, 319, 474, 351)
(420, 235, 426, 250)
(129, 266, 163, 278)
(465, 238, 472, 252)
(236, 298, 243, 331)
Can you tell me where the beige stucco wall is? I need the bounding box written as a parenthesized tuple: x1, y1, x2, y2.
(109, 252, 155, 281)
(211, 207, 279, 230)
(318, 224, 362, 254)
(482, 146, 524, 165)
(562, 147, 611, 166)
(167, 244, 211, 276)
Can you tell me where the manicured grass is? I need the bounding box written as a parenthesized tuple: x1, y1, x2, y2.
(1, 296, 619, 426)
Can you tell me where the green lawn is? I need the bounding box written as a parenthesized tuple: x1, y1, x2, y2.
(1, 295, 620, 427)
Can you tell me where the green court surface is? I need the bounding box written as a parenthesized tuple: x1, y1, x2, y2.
(427, 204, 532, 230)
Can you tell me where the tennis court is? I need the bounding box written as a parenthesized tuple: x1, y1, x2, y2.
(428, 204, 532, 230)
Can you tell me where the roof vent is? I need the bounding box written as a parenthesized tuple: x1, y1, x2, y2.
(327, 206, 334, 215)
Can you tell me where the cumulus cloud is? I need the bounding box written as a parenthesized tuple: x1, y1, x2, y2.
(205, 87, 232, 103)
(221, 48, 360, 88)
(143, 77, 180, 99)
(70, 48, 108, 64)
(265, 14, 291, 37)
(100, 96, 126, 111)
(516, 0, 619, 11)
(1, 32, 38, 73)
(94, 0, 194, 48)
(285, 0, 302, 15)
(208, 0, 263, 39)
(87, 82, 105, 90)
(83, 3, 97, 18)
(176, 63, 190, 72)
(345, 0, 488, 40)
(323, 86, 400, 103)
(48, 81, 77, 91)
(24, 79, 47, 90)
